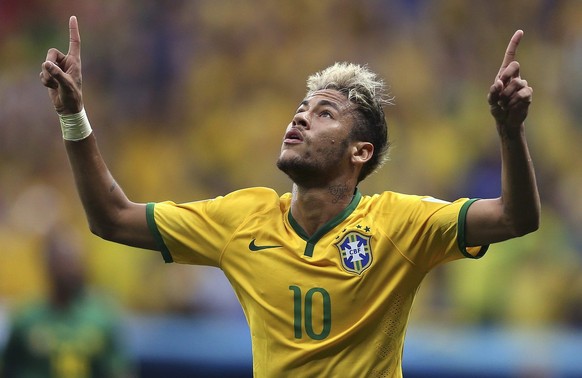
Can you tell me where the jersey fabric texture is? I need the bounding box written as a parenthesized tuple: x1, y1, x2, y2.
(146, 187, 488, 377)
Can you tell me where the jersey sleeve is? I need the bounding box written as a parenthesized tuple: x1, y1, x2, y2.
(379, 193, 488, 271)
(146, 188, 280, 266)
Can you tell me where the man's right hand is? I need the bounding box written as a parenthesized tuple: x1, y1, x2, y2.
(40, 16, 83, 115)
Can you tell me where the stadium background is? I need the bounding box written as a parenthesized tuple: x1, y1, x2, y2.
(1, 0, 581, 376)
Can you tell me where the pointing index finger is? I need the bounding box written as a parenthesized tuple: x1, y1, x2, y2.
(68, 15, 81, 57)
(498, 30, 523, 76)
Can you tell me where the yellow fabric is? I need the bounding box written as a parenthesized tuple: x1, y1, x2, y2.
(149, 187, 485, 377)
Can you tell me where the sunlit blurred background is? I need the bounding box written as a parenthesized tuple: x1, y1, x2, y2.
(1, 0, 581, 377)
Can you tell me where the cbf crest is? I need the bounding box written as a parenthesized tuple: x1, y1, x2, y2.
(335, 231, 373, 275)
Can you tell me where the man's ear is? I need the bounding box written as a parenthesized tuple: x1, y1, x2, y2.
(351, 142, 374, 165)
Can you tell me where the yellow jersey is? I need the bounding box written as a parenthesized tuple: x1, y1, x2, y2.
(146, 187, 487, 377)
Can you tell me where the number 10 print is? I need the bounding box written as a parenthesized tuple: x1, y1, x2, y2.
(289, 285, 332, 340)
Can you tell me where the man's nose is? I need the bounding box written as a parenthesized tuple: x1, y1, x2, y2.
(292, 111, 309, 129)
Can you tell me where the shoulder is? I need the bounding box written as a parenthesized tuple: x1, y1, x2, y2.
(362, 191, 466, 206)
(207, 187, 286, 212)
(219, 187, 282, 202)
(153, 187, 289, 223)
(360, 191, 425, 209)
(360, 191, 470, 219)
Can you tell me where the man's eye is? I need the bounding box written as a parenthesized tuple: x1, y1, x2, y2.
(320, 110, 333, 118)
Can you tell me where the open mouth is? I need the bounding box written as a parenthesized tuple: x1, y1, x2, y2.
(283, 129, 304, 144)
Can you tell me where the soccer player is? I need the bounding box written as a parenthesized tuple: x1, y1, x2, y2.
(1, 230, 132, 377)
(39, 16, 540, 377)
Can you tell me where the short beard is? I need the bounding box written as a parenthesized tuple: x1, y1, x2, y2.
(276, 139, 349, 188)
(276, 153, 327, 187)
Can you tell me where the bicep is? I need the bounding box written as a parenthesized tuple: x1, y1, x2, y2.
(465, 198, 513, 247)
(103, 202, 158, 251)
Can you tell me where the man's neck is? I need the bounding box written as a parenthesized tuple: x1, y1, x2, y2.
(290, 182, 356, 237)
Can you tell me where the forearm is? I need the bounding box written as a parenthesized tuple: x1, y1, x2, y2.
(465, 126, 540, 246)
(64, 134, 135, 238)
(498, 124, 540, 235)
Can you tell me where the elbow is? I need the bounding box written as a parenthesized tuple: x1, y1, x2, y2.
(88, 222, 109, 240)
(85, 202, 133, 241)
(512, 219, 539, 237)
(87, 218, 119, 242)
(84, 201, 144, 245)
(509, 210, 540, 238)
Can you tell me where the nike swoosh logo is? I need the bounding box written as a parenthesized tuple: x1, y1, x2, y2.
(249, 239, 282, 251)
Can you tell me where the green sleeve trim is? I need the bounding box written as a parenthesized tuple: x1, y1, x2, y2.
(146, 202, 173, 263)
(457, 198, 489, 259)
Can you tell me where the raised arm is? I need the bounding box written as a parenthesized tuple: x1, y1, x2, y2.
(40, 16, 156, 250)
(465, 30, 540, 246)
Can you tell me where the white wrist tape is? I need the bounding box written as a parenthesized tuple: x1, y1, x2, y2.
(58, 108, 93, 141)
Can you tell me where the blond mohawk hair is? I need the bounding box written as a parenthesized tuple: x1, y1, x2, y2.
(306, 62, 393, 108)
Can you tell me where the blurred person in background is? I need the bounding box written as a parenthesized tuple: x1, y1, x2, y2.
(38, 16, 539, 377)
(0, 229, 132, 378)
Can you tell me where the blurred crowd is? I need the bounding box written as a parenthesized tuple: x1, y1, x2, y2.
(1, 0, 581, 334)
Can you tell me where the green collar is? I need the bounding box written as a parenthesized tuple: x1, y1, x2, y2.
(288, 189, 362, 257)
